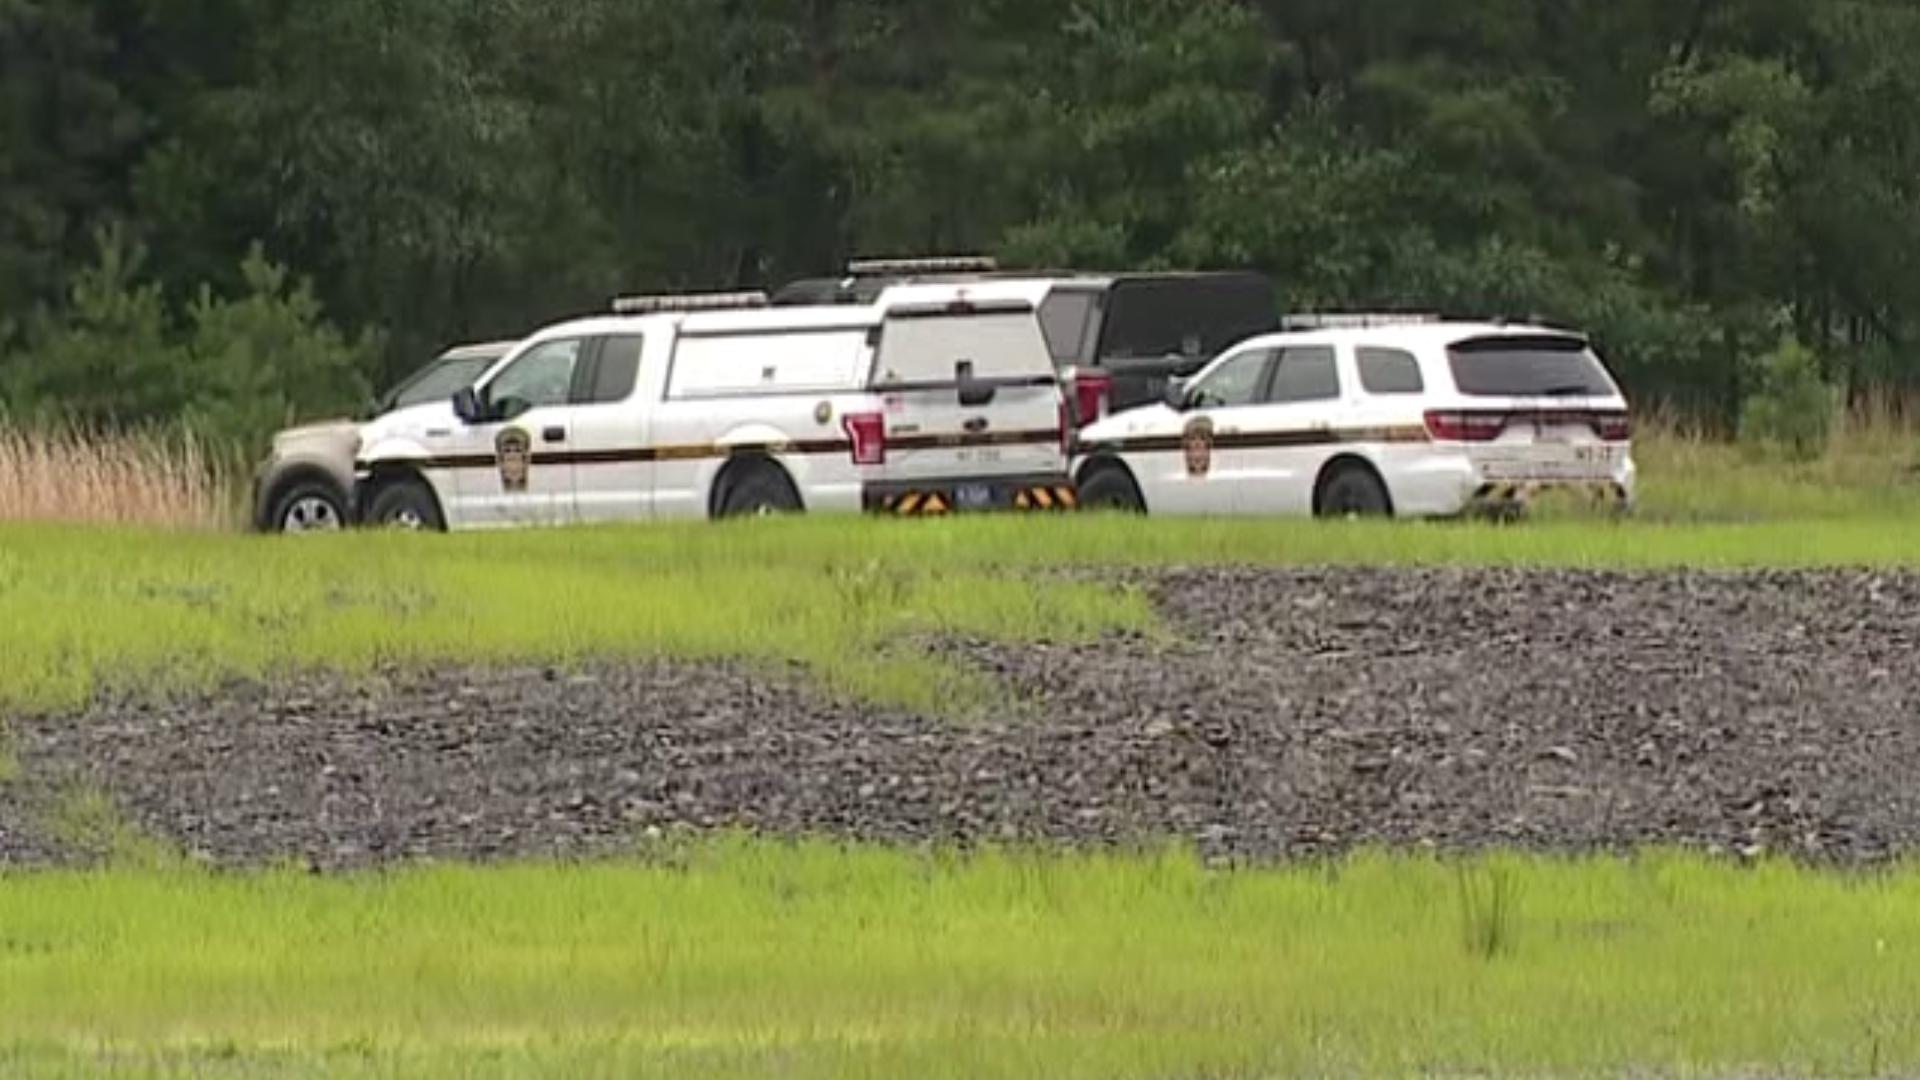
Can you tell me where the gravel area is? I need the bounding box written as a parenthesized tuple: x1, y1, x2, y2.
(4, 567, 1919, 869)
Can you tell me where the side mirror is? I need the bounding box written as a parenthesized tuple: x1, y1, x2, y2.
(452, 386, 485, 425)
(1162, 379, 1191, 412)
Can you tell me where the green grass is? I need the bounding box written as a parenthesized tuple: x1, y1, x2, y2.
(1633, 430, 1920, 521)
(2, 508, 1920, 714)
(0, 841, 1918, 1078)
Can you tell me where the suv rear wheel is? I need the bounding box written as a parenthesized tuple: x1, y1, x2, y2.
(1079, 467, 1145, 513)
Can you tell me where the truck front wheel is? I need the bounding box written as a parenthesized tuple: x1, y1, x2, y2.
(366, 477, 446, 532)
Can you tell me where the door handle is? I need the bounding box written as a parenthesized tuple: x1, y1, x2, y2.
(542, 426, 566, 444)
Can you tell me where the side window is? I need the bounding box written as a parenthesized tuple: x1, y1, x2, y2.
(1038, 291, 1098, 365)
(1268, 346, 1340, 404)
(1188, 349, 1274, 409)
(1357, 347, 1424, 395)
(487, 339, 582, 418)
(584, 336, 644, 404)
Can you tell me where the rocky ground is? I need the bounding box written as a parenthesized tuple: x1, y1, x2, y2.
(4, 567, 1920, 869)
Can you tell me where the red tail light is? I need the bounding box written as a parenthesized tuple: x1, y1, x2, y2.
(1594, 412, 1633, 442)
(843, 412, 887, 466)
(1070, 370, 1112, 429)
(1424, 410, 1508, 442)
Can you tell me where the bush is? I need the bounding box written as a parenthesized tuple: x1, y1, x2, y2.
(0, 228, 376, 455)
(1740, 336, 1837, 461)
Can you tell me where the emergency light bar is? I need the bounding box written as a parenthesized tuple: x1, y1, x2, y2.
(611, 290, 770, 315)
(1281, 312, 1441, 330)
(846, 255, 1000, 277)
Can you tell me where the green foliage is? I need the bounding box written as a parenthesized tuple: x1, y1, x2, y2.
(1741, 336, 1838, 461)
(8, 1, 1920, 426)
(1, 230, 373, 450)
(180, 247, 376, 453)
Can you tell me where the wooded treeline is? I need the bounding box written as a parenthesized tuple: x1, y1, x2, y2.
(4, 0, 1918, 444)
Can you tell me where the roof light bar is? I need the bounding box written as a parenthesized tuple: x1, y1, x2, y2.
(846, 255, 1000, 277)
(1282, 312, 1441, 330)
(611, 290, 770, 315)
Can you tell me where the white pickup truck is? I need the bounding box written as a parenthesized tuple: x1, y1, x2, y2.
(352, 286, 1079, 530)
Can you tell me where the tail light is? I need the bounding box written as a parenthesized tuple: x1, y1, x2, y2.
(1424, 410, 1508, 442)
(1070, 370, 1112, 429)
(1594, 412, 1633, 442)
(843, 412, 887, 466)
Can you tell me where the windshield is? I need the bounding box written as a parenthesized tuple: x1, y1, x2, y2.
(1447, 335, 1618, 398)
(379, 353, 502, 412)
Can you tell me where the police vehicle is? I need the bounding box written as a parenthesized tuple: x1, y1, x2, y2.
(253, 340, 515, 533)
(1070, 317, 1637, 518)
(351, 285, 1078, 530)
(774, 257, 1280, 422)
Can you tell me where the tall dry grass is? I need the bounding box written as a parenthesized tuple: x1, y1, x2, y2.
(0, 424, 238, 530)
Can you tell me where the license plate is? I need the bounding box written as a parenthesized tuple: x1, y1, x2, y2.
(957, 484, 994, 510)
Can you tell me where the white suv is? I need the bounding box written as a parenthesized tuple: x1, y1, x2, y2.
(1071, 318, 1636, 518)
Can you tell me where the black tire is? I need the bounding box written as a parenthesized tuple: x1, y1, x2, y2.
(1317, 463, 1393, 519)
(718, 466, 802, 518)
(366, 477, 445, 532)
(268, 480, 350, 534)
(1079, 467, 1146, 513)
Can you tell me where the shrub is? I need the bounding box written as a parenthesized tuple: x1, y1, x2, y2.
(1740, 336, 1837, 461)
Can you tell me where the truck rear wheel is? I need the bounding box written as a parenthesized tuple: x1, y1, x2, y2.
(718, 466, 802, 518)
(367, 477, 445, 532)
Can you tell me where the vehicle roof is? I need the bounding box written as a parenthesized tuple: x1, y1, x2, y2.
(439, 339, 519, 360)
(1236, 320, 1587, 354)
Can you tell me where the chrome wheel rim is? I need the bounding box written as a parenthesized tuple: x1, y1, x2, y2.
(281, 496, 344, 533)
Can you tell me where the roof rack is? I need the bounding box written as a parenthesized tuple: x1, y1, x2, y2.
(1281, 312, 1442, 331)
(611, 290, 770, 315)
(846, 255, 1000, 277)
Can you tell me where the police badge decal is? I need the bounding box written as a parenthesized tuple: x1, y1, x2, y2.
(1182, 417, 1215, 478)
(496, 428, 532, 493)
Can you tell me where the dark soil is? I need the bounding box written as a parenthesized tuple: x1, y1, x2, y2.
(4, 568, 1919, 869)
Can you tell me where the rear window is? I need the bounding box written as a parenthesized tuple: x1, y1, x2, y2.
(1447, 335, 1616, 398)
(874, 311, 1054, 384)
(1357, 347, 1424, 395)
(587, 336, 644, 404)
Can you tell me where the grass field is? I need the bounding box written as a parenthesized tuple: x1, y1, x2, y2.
(3, 842, 1920, 1078)
(4, 425, 1920, 1078)
(3, 508, 1920, 715)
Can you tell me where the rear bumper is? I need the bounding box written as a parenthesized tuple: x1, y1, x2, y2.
(863, 474, 1079, 515)
(1468, 480, 1633, 516)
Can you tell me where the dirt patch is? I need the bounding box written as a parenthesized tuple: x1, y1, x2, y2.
(5, 568, 1918, 869)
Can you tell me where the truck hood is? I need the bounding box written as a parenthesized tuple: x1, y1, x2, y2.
(358, 401, 458, 447)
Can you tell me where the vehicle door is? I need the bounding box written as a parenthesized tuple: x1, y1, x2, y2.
(870, 303, 1065, 506)
(567, 334, 654, 523)
(1137, 346, 1277, 516)
(1231, 345, 1345, 516)
(448, 337, 584, 528)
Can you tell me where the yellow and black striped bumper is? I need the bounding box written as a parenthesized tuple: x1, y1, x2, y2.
(1471, 481, 1630, 512)
(866, 481, 1080, 516)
